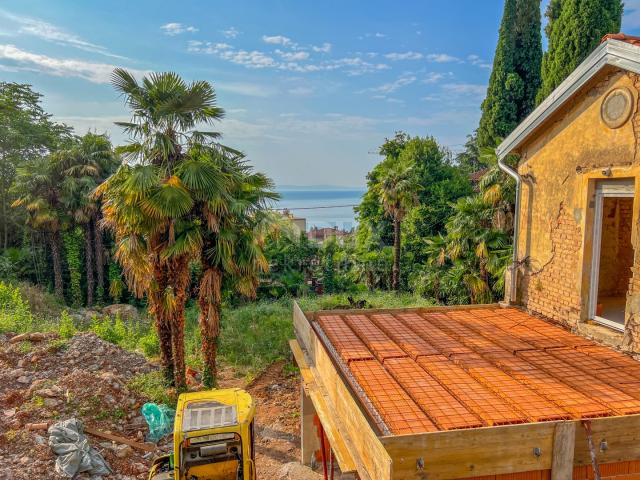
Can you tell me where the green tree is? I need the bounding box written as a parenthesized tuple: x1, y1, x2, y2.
(538, 0, 623, 103)
(60, 133, 119, 305)
(375, 158, 419, 291)
(0, 83, 70, 251)
(477, 0, 542, 148)
(98, 69, 228, 389)
(12, 154, 70, 298)
(197, 153, 278, 387)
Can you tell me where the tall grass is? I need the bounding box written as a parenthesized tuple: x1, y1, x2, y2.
(0, 281, 432, 378)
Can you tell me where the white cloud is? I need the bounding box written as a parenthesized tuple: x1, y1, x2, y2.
(277, 50, 310, 61)
(312, 42, 332, 53)
(427, 53, 460, 63)
(424, 72, 447, 84)
(374, 33, 386, 38)
(262, 35, 293, 46)
(222, 27, 240, 39)
(0, 9, 126, 59)
(384, 51, 423, 61)
(161, 22, 198, 36)
(0, 44, 145, 83)
(368, 74, 416, 94)
(442, 83, 486, 96)
(624, 0, 640, 29)
(189, 40, 388, 75)
(467, 54, 491, 69)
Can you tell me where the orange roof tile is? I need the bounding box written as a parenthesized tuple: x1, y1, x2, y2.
(314, 306, 640, 435)
(602, 33, 640, 46)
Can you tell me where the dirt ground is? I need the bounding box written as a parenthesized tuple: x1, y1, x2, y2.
(0, 331, 321, 479)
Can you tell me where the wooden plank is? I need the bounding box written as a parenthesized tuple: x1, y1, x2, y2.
(293, 301, 314, 360)
(84, 427, 157, 452)
(551, 422, 576, 480)
(574, 415, 640, 466)
(290, 339, 357, 473)
(381, 422, 555, 479)
(292, 306, 392, 480)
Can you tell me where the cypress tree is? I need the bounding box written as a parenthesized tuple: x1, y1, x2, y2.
(537, 0, 623, 103)
(477, 0, 542, 148)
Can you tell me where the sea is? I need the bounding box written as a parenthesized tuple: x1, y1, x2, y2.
(274, 187, 365, 231)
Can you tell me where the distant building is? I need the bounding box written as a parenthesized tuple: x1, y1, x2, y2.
(281, 209, 307, 233)
(307, 226, 349, 243)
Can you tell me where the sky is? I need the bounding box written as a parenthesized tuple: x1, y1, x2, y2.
(2, 1, 640, 188)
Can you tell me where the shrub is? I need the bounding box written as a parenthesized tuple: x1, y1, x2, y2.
(90, 315, 125, 344)
(58, 310, 77, 339)
(0, 281, 33, 333)
(138, 331, 160, 357)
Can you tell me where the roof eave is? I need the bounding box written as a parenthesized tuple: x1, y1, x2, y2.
(496, 40, 640, 161)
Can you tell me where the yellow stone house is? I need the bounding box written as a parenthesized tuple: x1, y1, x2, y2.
(497, 33, 640, 352)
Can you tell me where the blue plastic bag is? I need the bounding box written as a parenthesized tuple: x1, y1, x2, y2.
(141, 403, 175, 443)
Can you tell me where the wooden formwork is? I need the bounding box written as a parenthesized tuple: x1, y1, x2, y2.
(291, 302, 640, 480)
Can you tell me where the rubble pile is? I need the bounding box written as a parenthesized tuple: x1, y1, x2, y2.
(0, 332, 158, 479)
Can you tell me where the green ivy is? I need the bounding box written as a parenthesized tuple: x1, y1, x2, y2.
(108, 261, 124, 303)
(63, 227, 83, 307)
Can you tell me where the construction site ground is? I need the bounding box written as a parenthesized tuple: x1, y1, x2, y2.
(0, 331, 321, 480)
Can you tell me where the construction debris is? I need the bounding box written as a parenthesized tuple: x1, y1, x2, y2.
(47, 418, 112, 478)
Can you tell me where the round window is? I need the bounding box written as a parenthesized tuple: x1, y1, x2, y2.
(601, 87, 634, 129)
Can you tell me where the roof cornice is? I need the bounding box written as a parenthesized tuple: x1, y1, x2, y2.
(496, 40, 640, 160)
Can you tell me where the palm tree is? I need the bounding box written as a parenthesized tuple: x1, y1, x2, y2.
(375, 159, 419, 290)
(12, 155, 67, 298)
(197, 153, 278, 387)
(60, 133, 118, 305)
(98, 69, 227, 389)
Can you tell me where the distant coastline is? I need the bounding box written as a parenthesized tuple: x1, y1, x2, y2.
(275, 186, 365, 230)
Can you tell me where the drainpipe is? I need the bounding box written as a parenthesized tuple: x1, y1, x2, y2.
(497, 154, 522, 304)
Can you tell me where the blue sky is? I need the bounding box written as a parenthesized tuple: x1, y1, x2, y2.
(1, 1, 640, 187)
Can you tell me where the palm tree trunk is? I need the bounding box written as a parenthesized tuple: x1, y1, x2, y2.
(392, 217, 401, 291)
(49, 231, 64, 298)
(84, 222, 95, 306)
(93, 215, 105, 303)
(169, 256, 190, 391)
(198, 267, 222, 388)
(149, 260, 174, 385)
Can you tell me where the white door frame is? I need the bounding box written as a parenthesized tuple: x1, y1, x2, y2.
(589, 179, 635, 331)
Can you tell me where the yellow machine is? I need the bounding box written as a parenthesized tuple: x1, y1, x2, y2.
(148, 388, 256, 480)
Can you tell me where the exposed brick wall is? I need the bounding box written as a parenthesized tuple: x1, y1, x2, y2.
(519, 204, 582, 327)
(598, 197, 634, 297)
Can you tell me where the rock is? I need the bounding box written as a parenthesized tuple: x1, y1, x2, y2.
(113, 445, 133, 458)
(10, 332, 45, 343)
(10, 333, 31, 344)
(17, 359, 26, 368)
(102, 304, 139, 320)
(17, 376, 31, 385)
(3, 408, 16, 417)
(34, 434, 46, 445)
(43, 398, 61, 408)
(277, 462, 322, 479)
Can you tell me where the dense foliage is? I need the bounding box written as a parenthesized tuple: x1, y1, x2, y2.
(477, 0, 542, 148)
(537, 0, 623, 103)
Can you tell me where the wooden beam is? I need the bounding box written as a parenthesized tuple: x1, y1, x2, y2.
(573, 414, 640, 466)
(292, 305, 392, 480)
(551, 422, 576, 480)
(381, 422, 555, 480)
(290, 339, 356, 473)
